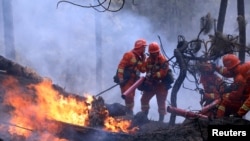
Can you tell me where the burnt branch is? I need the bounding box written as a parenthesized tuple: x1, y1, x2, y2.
(57, 0, 125, 12)
(57, 0, 93, 9)
(169, 47, 188, 126)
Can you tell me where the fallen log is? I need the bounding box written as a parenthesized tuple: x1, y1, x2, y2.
(57, 121, 132, 141)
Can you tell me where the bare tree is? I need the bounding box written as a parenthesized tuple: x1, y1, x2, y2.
(237, 0, 246, 63)
(217, 0, 228, 33)
(57, 0, 127, 12)
(2, 0, 15, 60)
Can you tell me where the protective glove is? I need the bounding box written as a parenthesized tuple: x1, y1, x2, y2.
(121, 94, 126, 100)
(119, 78, 126, 86)
(218, 82, 228, 94)
(219, 83, 238, 94)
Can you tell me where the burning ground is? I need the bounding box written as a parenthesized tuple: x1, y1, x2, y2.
(0, 55, 250, 141)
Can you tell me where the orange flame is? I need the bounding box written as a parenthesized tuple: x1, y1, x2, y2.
(2, 76, 138, 140)
(30, 78, 92, 126)
(104, 117, 139, 134)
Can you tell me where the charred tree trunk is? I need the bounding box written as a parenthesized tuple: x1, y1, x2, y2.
(237, 0, 246, 63)
(2, 0, 16, 60)
(0, 55, 42, 82)
(217, 0, 228, 33)
(169, 48, 187, 126)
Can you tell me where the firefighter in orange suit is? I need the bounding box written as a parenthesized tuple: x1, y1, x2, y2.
(117, 39, 147, 116)
(198, 61, 223, 105)
(197, 61, 226, 117)
(237, 95, 250, 117)
(140, 42, 170, 122)
(235, 61, 250, 117)
(215, 54, 247, 118)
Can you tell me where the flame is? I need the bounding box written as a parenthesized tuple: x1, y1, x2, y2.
(1, 76, 138, 140)
(30, 78, 92, 126)
(104, 117, 139, 134)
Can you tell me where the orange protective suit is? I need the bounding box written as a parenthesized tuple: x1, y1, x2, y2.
(237, 96, 250, 116)
(236, 61, 250, 116)
(199, 71, 223, 104)
(140, 45, 169, 121)
(197, 62, 224, 117)
(117, 46, 146, 115)
(216, 65, 246, 117)
(199, 71, 224, 117)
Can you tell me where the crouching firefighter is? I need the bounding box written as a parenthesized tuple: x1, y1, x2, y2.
(197, 61, 226, 117)
(138, 42, 174, 122)
(114, 39, 147, 116)
(214, 54, 247, 117)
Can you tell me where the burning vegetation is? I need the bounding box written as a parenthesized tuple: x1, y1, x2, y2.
(0, 55, 139, 141)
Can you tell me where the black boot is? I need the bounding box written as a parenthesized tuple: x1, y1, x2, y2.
(159, 114, 164, 122)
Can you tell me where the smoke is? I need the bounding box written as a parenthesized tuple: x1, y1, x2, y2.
(1, 0, 250, 124)
(7, 0, 161, 121)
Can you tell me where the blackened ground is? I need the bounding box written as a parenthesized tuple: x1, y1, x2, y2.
(57, 115, 250, 141)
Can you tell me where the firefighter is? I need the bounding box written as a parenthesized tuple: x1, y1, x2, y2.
(235, 61, 250, 117)
(116, 38, 147, 116)
(215, 54, 247, 118)
(237, 95, 250, 117)
(140, 42, 170, 122)
(197, 61, 226, 117)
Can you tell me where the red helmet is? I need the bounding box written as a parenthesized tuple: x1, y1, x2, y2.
(222, 54, 240, 69)
(149, 42, 160, 53)
(134, 39, 147, 49)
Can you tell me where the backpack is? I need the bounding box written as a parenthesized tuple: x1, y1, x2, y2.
(163, 69, 175, 90)
(113, 59, 139, 84)
(113, 68, 132, 84)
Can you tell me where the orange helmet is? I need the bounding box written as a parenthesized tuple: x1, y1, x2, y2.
(222, 54, 240, 69)
(148, 42, 160, 53)
(134, 39, 147, 49)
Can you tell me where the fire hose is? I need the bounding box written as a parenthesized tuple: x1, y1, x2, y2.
(121, 77, 145, 99)
(95, 76, 145, 98)
(167, 106, 208, 119)
(199, 99, 221, 114)
(167, 99, 221, 119)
